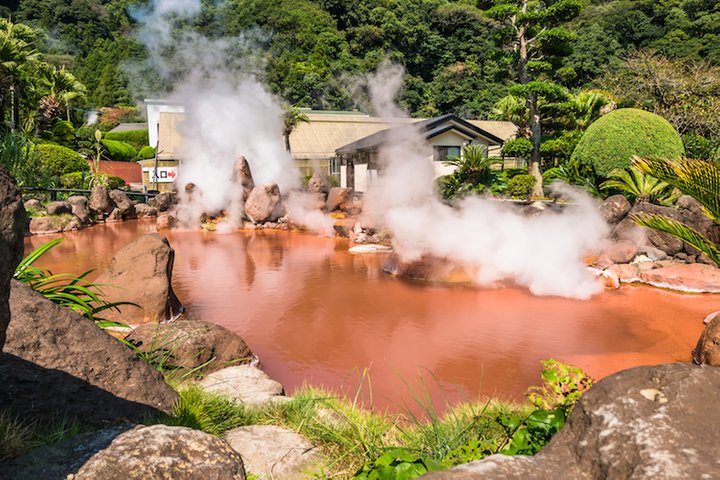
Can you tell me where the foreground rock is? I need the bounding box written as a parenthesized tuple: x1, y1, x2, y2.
(67, 195, 92, 225)
(423, 363, 720, 480)
(245, 184, 283, 223)
(89, 184, 113, 215)
(693, 313, 720, 365)
(225, 425, 324, 479)
(199, 365, 285, 405)
(637, 263, 720, 293)
(125, 320, 253, 375)
(46, 200, 72, 216)
(95, 234, 184, 323)
(599, 194, 631, 224)
(108, 189, 134, 217)
(232, 156, 255, 204)
(0, 166, 24, 351)
(2, 281, 177, 423)
(326, 187, 356, 213)
(72, 425, 246, 480)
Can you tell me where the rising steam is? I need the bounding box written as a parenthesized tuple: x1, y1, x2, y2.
(363, 61, 608, 299)
(131, 0, 332, 233)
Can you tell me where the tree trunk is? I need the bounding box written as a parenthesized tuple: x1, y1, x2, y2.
(283, 131, 291, 153)
(10, 82, 20, 131)
(528, 95, 544, 198)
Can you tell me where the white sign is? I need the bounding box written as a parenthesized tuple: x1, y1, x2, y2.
(143, 167, 178, 183)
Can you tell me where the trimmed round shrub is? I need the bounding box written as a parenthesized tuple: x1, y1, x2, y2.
(138, 145, 155, 159)
(101, 139, 137, 162)
(571, 108, 684, 177)
(37, 144, 89, 177)
(507, 174, 536, 199)
(103, 129, 148, 149)
(60, 171, 86, 189)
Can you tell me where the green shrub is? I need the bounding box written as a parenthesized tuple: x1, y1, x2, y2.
(59, 171, 87, 189)
(354, 448, 442, 479)
(502, 138, 533, 159)
(104, 129, 149, 149)
(101, 139, 137, 162)
(571, 108, 684, 178)
(36, 144, 89, 177)
(507, 174, 536, 199)
(50, 120, 75, 147)
(138, 145, 155, 159)
(683, 133, 720, 161)
(59, 172, 126, 190)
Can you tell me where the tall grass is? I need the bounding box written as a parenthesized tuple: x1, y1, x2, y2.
(0, 411, 81, 462)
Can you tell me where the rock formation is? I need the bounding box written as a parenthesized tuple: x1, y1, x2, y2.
(95, 233, 184, 323)
(89, 184, 113, 215)
(125, 320, 253, 375)
(422, 363, 720, 480)
(66, 195, 92, 225)
(692, 312, 720, 365)
(46, 200, 72, 215)
(245, 184, 283, 224)
(0, 166, 24, 351)
(108, 189, 134, 217)
(232, 156, 255, 204)
(3, 281, 178, 423)
(199, 365, 285, 405)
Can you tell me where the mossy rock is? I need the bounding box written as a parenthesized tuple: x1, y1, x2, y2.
(571, 108, 684, 178)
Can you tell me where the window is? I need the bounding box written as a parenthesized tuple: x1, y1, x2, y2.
(330, 156, 340, 175)
(433, 146, 461, 161)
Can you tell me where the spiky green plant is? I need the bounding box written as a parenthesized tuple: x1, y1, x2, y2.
(441, 145, 503, 199)
(632, 157, 720, 266)
(600, 165, 679, 206)
(14, 238, 135, 328)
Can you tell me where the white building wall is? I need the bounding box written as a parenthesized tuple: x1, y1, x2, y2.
(145, 100, 185, 149)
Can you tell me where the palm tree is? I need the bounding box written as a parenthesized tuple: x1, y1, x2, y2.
(600, 164, 678, 206)
(282, 105, 309, 153)
(569, 90, 614, 130)
(490, 94, 530, 137)
(0, 19, 39, 130)
(38, 64, 87, 125)
(632, 157, 720, 266)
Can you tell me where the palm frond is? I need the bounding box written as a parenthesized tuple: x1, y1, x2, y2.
(633, 213, 720, 266)
(633, 157, 720, 221)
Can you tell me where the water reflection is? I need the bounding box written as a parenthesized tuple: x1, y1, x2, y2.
(25, 220, 719, 413)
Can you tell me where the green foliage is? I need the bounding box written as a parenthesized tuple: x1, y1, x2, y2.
(600, 165, 679, 206)
(632, 157, 720, 266)
(353, 448, 442, 480)
(59, 171, 126, 190)
(0, 131, 49, 187)
(159, 385, 251, 436)
(0, 411, 80, 462)
(49, 120, 75, 147)
(138, 145, 155, 159)
(571, 108, 684, 178)
(36, 143, 89, 177)
(498, 408, 565, 456)
(525, 359, 593, 415)
(683, 134, 720, 161)
(439, 145, 502, 200)
(14, 238, 134, 328)
(100, 139, 137, 162)
(503, 138, 533, 159)
(104, 129, 149, 150)
(507, 174, 537, 199)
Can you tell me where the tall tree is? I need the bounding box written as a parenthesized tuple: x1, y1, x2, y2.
(0, 18, 39, 130)
(483, 0, 582, 197)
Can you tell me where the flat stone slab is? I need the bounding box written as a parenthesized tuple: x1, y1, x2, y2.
(198, 365, 285, 405)
(637, 263, 720, 293)
(224, 425, 325, 479)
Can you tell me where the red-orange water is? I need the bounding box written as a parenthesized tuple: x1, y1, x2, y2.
(25, 220, 720, 413)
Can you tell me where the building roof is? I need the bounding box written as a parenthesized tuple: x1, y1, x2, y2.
(109, 123, 147, 133)
(335, 114, 506, 155)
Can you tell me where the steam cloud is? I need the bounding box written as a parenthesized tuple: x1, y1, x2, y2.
(363, 61, 609, 299)
(131, 0, 332, 233)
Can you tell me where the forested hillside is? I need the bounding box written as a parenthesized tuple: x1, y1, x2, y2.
(4, 0, 719, 117)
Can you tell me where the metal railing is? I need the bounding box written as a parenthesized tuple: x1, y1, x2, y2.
(22, 187, 158, 204)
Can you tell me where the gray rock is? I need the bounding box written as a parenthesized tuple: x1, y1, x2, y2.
(3, 281, 177, 422)
(245, 184, 283, 224)
(199, 365, 285, 405)
(73, 425, 245, 480)
(423, 363, 720, 480)
(631, 202, 685, 255)
(125, 320, 253, 376)
(599, 194, 631, 224)
(224, 425, 324, 480)
(95, 234, 183, 323)
(0, 166, 24, 351)
(46, 200, 72, 215)
(134, 202, 157, 218)
(109, 189, 134, 217)
(638, 245, 668, 261)
(156, 210, 177, 230)
(149, 192, 177, 212)
(105, 207, 123, 222)
(66, 195, 92, 225)
(89, 185, 113, 214)
(23, 198, 43, 212)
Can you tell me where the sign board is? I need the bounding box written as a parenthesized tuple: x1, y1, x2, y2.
(143, 167, 178, 183)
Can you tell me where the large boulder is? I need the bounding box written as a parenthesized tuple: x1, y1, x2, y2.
(677, 194, 720, 248)
(599, 240, 638, 265)
(245, 184, 283, 224)
(89, 185, 113, 214)
(232, 156, 255, 204)
(95, 234, 184, 323)
(66, 195, 92, 225)
(631, 202, 685, 255)
(598, 194, 631, 224)
(326, 187, 354, 212)
(108, 189, 134, 217)
(0, 166, 24, 351)
(46, 200, 72, 216)
(199, 365, 285, 405)
(134, 202, 158, 218)
(224, 425, 325, 479)
(692, 313, 720, 365)
(73, 425, 246, 480)
(423, 363, 720, 480)
(156, 210, 178, 230)
(3, 281, 177, 423)
(125, 320, 253, 375)
(28, 215, 75, 235)
(307, 172, 329, 196)
(148, 191, 177, 212)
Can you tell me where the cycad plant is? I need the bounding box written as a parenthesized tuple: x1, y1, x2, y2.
(600, 164, 679, 206)
(632, 157, 720, 266)
(440, 144, 502, 200)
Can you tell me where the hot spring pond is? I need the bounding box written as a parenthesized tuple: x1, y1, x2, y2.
(25, 220, 719, 413)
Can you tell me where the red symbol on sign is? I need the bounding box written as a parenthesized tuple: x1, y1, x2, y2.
(168, 171, 177, 178)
